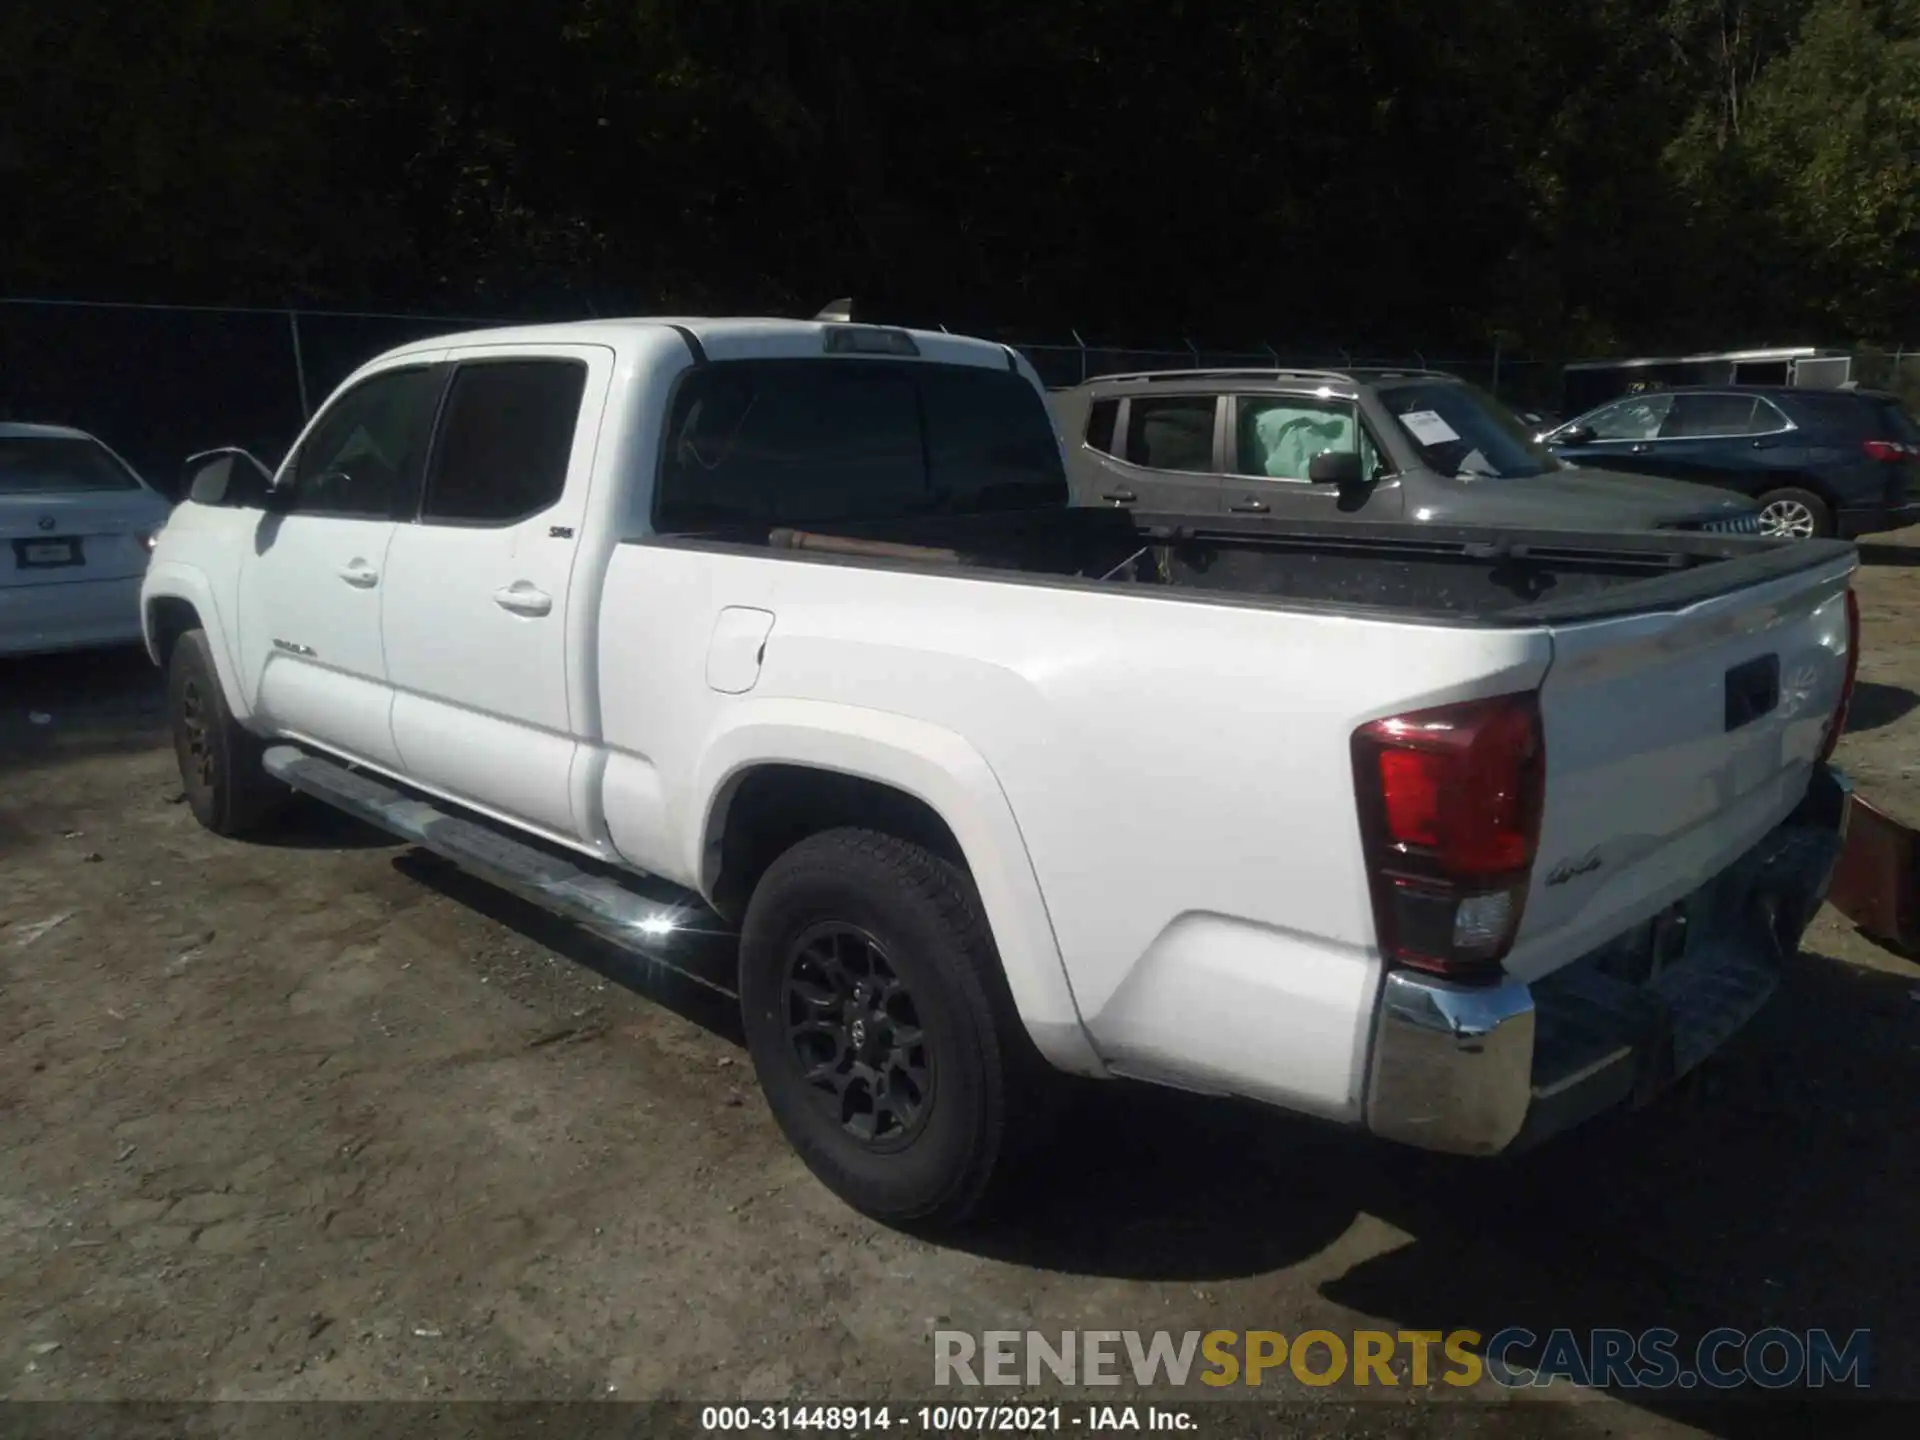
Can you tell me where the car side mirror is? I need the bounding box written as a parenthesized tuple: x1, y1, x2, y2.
(1308, 450, 1367, 488)
(1555, 424, 1595, 446)
(182, 447, 275, 507)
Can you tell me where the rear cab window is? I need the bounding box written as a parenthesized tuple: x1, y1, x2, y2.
(0, 435, 143, 495)
(654, 360, 1064, 532)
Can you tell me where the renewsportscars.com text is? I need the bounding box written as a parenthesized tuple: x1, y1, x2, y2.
(934, 1328, 1871, 1391)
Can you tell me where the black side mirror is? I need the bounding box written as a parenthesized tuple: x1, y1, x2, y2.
(1308, 450, 1366, 488)
(1555, 424, 1595, 446)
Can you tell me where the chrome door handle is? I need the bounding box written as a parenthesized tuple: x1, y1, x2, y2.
(337, 562, 379, 587)
(1629, 443, 1652, 454)
(1100, 489, 1137, 504)
(1229, 499, 1270, 514)
(492, 582, 553, 617)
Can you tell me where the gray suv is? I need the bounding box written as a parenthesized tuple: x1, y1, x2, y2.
(1049, 368, 1763, 534)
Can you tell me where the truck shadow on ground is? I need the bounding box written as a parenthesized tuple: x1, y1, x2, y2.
(385, 846, 1913, 1434)
(981, 952, 1916, 1434)
(251, 795, 412, 850)
(392, 850, 746, 1042)
(1855, 543, 1920, 569)
(1845, 680, 1919, 735)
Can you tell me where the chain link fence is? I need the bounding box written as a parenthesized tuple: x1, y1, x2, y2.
(0, 299, 520, 495)
(5, 296, 1910, 497)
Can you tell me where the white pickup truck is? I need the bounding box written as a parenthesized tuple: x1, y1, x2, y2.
(142, 316, 1860, 1225)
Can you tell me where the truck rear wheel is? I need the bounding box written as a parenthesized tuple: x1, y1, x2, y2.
(168, 628, 282, 837)
(738, 827, 1018, 1227)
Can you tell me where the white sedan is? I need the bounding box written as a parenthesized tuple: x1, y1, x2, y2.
(2, 422, 174, 657)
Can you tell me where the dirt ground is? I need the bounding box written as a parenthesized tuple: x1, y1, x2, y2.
(5, 540, 1920, 1439)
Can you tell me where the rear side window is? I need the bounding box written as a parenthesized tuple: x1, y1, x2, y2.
(654, 361, 1064, 532)
(0, 436, 141, 495)
(1124, 397, 1217, 472)
(424, 359, 587, 524)
(1876, 401, 1920, 446)
(1660, 393, 1766, 437)
(1808, 393, 1920, 445)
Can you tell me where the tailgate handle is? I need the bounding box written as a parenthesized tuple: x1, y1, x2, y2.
(1724, 653, 1781, 732)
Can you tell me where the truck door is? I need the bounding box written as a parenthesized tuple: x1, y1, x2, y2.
(236, 361, 446, 770)
(379, 344, 614, 843)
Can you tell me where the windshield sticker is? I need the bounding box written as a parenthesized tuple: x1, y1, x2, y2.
(1399, 410, 1461, 446)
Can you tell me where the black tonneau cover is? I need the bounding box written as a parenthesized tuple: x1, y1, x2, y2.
(642, 506, 1857, 630)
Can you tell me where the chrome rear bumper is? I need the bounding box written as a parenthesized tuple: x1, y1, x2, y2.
(1364, 765, 1851, 1155)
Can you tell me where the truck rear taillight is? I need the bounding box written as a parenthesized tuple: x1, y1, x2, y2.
(1818, 587, 1860, 765)
(1352, 691, 1545, 981)
(1863, 440, 1911, 463)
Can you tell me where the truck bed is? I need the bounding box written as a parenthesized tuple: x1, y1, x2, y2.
(652, 507, 1854, 627)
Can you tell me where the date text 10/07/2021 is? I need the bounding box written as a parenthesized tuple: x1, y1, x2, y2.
(700, 1407, 1193, 1434)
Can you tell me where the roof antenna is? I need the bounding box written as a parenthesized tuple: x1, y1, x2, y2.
(814, 297, 854, 322)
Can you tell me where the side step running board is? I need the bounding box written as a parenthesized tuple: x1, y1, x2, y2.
(262, 746, 730, 986)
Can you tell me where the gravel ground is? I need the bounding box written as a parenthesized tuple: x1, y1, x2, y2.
(4, 538, 1919, 1439)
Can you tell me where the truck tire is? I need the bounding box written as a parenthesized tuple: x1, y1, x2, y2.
(168, 628, 282, 837)
(1755, 487, 1833, 540)
(739, 827, 1019, 1227)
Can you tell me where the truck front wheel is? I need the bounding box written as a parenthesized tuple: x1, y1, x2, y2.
(167, 628, 282, 837)
(739, 827, 1018, 1227)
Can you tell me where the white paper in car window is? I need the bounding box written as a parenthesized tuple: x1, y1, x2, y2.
(1399, 410, 1461, 446)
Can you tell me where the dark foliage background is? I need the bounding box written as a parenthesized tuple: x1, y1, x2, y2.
(2, 0, 1916, 355)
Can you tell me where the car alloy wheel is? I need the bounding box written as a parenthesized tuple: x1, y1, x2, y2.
(1758, 498, 1818, 539)
(782, 920, 934, 1149)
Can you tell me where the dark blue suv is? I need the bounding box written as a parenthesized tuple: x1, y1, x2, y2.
(1545, 386, 1920, 539)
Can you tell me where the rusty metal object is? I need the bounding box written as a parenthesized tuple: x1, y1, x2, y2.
(768, 528, 962, 564)
(1826, 790, 1920, 954)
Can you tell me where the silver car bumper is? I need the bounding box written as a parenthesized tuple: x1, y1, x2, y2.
(0, 575, 146, 658)
(1365, 765, 1852, 1155)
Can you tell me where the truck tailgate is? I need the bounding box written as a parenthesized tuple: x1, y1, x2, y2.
(1505, 549, 1855, 982)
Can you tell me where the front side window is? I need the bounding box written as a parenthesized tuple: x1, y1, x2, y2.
(287, 366, 443, 519)
(0, 435, 142, 495)
(1233, 396, 1382, 480)
(423, 360, 587, 524)
(1123, 397, 1217, 473)
(654, 360, 1065, 532)
(1578, 394, 1676, 442)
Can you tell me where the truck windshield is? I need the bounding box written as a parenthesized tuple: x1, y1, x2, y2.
(656, 359, 1066, 532)
(1379, 382, 1564, 480)
(0, 435, 143, 494)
